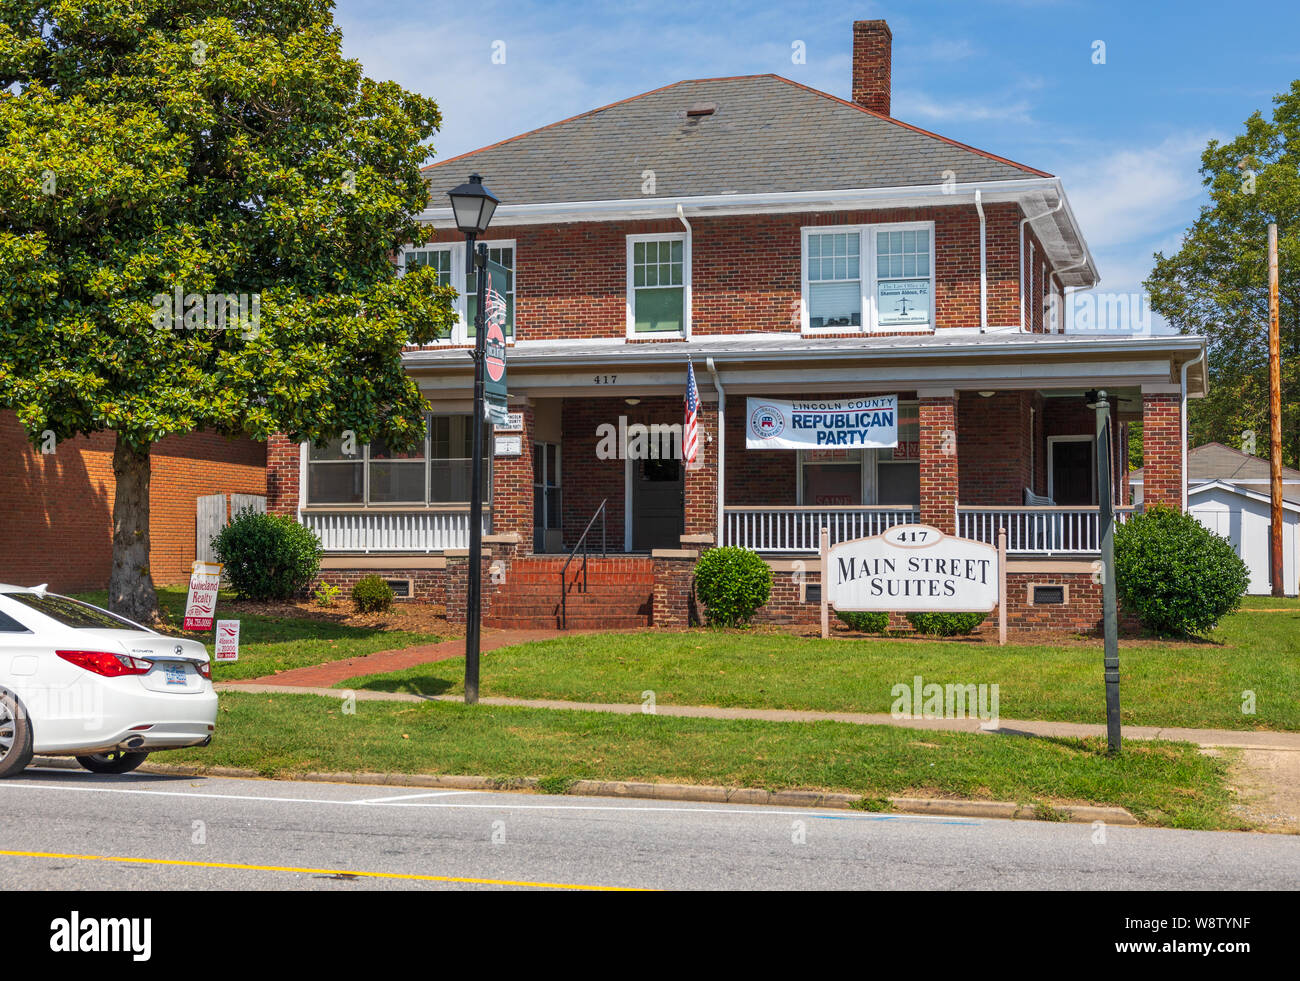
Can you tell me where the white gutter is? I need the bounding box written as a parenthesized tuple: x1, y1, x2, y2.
(1020, 196, 1065, 331)
(1180, 348, 1206, 510)
(706, 356, 725, 548)
(677, 204, 693, 340)
(974, 190, 987, 332)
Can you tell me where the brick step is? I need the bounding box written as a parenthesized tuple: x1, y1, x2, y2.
(505, 575, 656, 586)
(509, 559, 656, 572)
(484, 615, 651, 630)
(496, 585, 654, 597)
(490, 603, 652, 618)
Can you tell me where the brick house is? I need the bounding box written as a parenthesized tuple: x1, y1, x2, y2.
(266, 18, 1207, 632)
(0, 412, 266, 592)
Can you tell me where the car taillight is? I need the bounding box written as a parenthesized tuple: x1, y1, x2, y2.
(196, 661, 211, 679)
(57, 650, 152, 677)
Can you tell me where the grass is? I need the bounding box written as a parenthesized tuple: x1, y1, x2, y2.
(73, 586, 441, 681)
(340, 607, 1300, 732)
(168, 690, 1245, 830)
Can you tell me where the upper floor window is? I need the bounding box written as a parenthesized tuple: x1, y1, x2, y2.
(627, 233, 689, 338)
(400, 242, 515, 343)
(801, 222, 933, 333)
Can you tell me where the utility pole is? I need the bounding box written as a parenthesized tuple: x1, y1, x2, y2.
(1268, 223, 1284, 597)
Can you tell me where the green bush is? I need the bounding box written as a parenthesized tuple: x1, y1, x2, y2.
(1114, 504, 1249, 636)
(212, 509, 321, 601)
(906, 611, 987, 636)
(835, 609, 890, 633)
(693, 547, 772, 627)
(352, 574, 395, 613)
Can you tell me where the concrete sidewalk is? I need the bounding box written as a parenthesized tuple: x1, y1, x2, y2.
(213, 682, 1300, 752)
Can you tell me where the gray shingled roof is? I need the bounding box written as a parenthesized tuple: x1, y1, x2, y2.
(422, 75, 1048, 206)
(1131, 443, 1300, 485)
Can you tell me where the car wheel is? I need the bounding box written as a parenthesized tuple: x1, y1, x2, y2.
(75, 750, 149, 774)
(0, 689, 35, 779)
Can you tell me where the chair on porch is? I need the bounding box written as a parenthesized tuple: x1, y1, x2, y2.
(1023, 487, 1061, 552)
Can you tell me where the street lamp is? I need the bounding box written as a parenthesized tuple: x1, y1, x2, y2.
(447, 173, 500, 706)
(1086, 388, 1121, 753)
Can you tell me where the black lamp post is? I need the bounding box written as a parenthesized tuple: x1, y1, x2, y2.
(447, 173, 499, 705)
(1086, 388, 1121, 753)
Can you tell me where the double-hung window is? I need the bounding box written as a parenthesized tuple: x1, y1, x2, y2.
(627, 233, 688, 337)
(801, 222, 934, 333)
(399, 242, 515, 343)
(306, 414, 490, 506)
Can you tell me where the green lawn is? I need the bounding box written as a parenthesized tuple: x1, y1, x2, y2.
(341, 607, 1300, 732)
(169, 691, 1243, 830)
(73, 586, 441, 681)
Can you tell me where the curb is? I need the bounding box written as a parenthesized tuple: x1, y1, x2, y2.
(30, 757, 1139, 826)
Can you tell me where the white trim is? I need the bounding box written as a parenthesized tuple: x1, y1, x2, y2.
(626, 231, 690, 340)
(399, 239, 516, 345)
(800, 220, 935, 335)
(1047, 435, 1096, 503)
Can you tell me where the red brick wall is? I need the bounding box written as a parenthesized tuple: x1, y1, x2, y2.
(491, 404, 534, 549)
(919, 396, 958, 532)
(266, 433, 300, 517)
(684, 400, 717, 538)
(0, 411, 266, 591)
(957, 392, 1032, 505)
(1142, 392, 1182, 508)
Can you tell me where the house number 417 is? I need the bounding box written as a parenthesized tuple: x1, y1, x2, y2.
(593, 374, 618, 384)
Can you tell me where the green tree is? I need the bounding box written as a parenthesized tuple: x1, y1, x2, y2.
(0, 2, 458, 621)
(1145, 81, 1299, 469)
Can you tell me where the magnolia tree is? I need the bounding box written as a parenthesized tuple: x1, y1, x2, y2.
(0, 2, 458, 621)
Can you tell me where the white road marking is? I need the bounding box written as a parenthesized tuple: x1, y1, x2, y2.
(0, 778, 982, 823)
(353, 790, 479, 804)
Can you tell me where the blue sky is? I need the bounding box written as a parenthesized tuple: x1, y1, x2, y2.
(335, 0, 1300, 325)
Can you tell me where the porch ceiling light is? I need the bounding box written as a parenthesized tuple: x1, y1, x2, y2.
(447, 173, 499, 235)
(625, 398, 641, 405)
(978, 391, 995, 398)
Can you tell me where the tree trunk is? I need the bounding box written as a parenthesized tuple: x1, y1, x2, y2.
(108, 435, 159, 623)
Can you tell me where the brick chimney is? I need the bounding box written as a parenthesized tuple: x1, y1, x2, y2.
(852, 19, 892, 116)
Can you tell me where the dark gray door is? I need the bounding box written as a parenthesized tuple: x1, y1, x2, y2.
(1052, 440, 1095, 505)
(632, 457, 684, 551)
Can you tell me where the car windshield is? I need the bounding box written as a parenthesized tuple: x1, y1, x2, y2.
(2, 593, 149, 631)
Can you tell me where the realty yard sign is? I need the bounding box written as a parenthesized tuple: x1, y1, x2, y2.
(746, 395, 898, 450)
(182, 560, 222, 631)
(214, 620, 240, 662)
(820, 524, 1007, 642)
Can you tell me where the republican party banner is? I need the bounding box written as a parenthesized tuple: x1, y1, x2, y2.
(182, 560, 222, 631)
(746, 395, 899, 450)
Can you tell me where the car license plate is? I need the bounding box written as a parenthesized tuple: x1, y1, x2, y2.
(164, 664, 188, 686)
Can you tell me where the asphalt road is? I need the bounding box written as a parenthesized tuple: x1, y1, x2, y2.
(2, 766, 1297, 890)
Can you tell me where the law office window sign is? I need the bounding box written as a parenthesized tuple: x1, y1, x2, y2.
(801, 222, 933, 333)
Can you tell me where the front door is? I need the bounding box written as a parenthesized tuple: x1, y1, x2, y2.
(631, 457, 684, 551)
(1051, 439, 1095, 505)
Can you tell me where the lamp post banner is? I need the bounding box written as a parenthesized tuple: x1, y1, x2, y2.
(827, 524, 998, 612)
(745, 395, 898, 449)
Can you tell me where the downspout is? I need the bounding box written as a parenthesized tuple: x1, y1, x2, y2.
(1020, 197, 1065, 331)
(1180, 348, 1206, 511)
(974, 190, 988, 332)
(676, 204, 693, 338)
(706, 357, 725, 548)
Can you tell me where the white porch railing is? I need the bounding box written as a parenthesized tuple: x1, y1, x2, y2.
(958, 506, 1138, 555)
(301, 509, 489, 553)
(723, 506, 921, 553)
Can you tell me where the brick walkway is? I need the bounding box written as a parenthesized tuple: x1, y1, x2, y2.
(225, 629, 570, 688)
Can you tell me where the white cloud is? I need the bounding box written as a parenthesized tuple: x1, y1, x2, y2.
(892, 89, 1034, 124)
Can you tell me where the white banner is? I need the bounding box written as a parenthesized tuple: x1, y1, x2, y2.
(746, 395, 898, 450)
(827, 525, 998, 612)
(214, 620, 240, 663)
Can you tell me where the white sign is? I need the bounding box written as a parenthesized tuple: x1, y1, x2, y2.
(493, 434, 522, 457)
(826, 524, 998, 612)
(494, 412, 524, 433)
(877, 279, 931, 327)
(214, 620, 240, 663)
(183, 560, 222, 631)
(746, 395, 898, 450)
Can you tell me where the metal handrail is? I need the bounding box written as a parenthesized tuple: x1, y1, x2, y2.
(560, 499, 607, 629)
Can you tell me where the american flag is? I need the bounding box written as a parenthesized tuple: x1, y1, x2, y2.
(684, 358, 700, 465)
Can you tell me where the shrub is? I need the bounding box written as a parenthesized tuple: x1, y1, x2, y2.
(835, 609, 890, 633)
(906, 611, 987, 636)
(352, 574, 395, 613)
(313, 581, 341, 607)
(212, 509, 321, 601)
(1114, 504, 1249, 636)
(693, 547, 772, 627)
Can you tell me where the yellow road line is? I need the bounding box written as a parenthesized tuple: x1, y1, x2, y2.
(0, 849, 643, 891)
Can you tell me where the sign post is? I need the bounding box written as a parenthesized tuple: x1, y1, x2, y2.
(997, 527, 1007, 646)
(819, 526, 830, 639)
(1090, 389, 1122, 754)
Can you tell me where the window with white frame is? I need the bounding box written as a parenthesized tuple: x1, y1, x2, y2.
(802, 223, 934, 332)
(306, 414, 490, 506)
(794, 401, 920, 506)
(627, 233, 688, 336)
(399, 243, 515, 342)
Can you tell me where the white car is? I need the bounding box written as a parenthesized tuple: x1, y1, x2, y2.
(0, 585, 217, 778)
